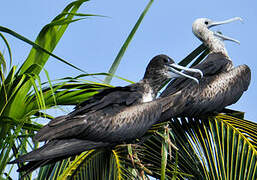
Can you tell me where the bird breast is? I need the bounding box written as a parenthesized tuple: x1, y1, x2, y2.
(142, 89, 154, 103)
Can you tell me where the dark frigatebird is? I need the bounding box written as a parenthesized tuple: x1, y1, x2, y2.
(10, 55, 202, 172)
(160, 17, 251, 120)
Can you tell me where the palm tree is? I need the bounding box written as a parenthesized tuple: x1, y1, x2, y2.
(1, 0, 256, 179)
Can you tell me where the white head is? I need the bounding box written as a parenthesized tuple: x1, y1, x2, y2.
(192, 17, 242, 56)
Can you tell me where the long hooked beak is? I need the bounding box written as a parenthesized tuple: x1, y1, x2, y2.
(167, 63, 203, 84)
(214, 31, 240, 44)
(208, 17, 243, 28)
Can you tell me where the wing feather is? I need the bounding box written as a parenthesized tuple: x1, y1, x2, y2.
(35, 100, 162, 143)
(160, 64, 251, 118)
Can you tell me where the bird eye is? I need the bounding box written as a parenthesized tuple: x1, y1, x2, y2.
(163, 58, 169, 63)
(204, 21, 209, 25)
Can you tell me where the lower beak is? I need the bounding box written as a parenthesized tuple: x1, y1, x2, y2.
(214, 31, 240, 44)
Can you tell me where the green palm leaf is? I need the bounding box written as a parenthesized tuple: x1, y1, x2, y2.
(104, 0, 154, 84)
(40, 148, 138, 180)
(138, 113, 257, 179)
(0, 0, 102, 176)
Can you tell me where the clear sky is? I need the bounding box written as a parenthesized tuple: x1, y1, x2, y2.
(1, 0, 257, 178)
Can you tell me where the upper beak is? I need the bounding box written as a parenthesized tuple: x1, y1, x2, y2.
(208, 17, 242, 44)
(167, 63, 203, 84)
(208, 17, 243, 28)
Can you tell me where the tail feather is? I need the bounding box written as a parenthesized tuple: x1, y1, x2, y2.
(17, 160, 50, 172)
(9, 139, 110, 163)
(17, 159, 61, 179)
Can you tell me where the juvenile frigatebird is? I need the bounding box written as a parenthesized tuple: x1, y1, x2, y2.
(10, 55, 202, 172)
(160, 17, 251, 120)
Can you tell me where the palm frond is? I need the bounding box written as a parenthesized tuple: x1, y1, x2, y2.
(0, 32, 12, 70)
(0, 0, 94, 176)
(139, 113, 257, 179)
(104, 0, 154, 84)
(61, 148, 137, 180)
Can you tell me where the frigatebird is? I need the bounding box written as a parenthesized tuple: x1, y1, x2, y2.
(10, 55, 202, 172)
(160, 17, 251, 120)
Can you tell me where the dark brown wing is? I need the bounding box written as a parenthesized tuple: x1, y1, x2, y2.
(161, 53, 232, 97)
(34, 100, 162, 143)
(183, 64, 250, 116)
(71, 83, 144, 115)
(46, 83, 144, 127)
(160, 64, 251, 119)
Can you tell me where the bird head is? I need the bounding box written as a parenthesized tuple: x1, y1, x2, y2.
(192, 17, 242, 44)
(144, 54, 203, 84)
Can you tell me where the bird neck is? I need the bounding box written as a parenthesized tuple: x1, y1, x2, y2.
(141, 77, 168, 97)
(196, 28, 230, 59)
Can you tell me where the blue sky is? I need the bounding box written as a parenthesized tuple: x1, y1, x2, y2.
(1, 0, 257, 178)
(1, 1, 256, 118)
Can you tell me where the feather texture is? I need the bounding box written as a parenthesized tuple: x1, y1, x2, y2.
(160, 53, 251, 120)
